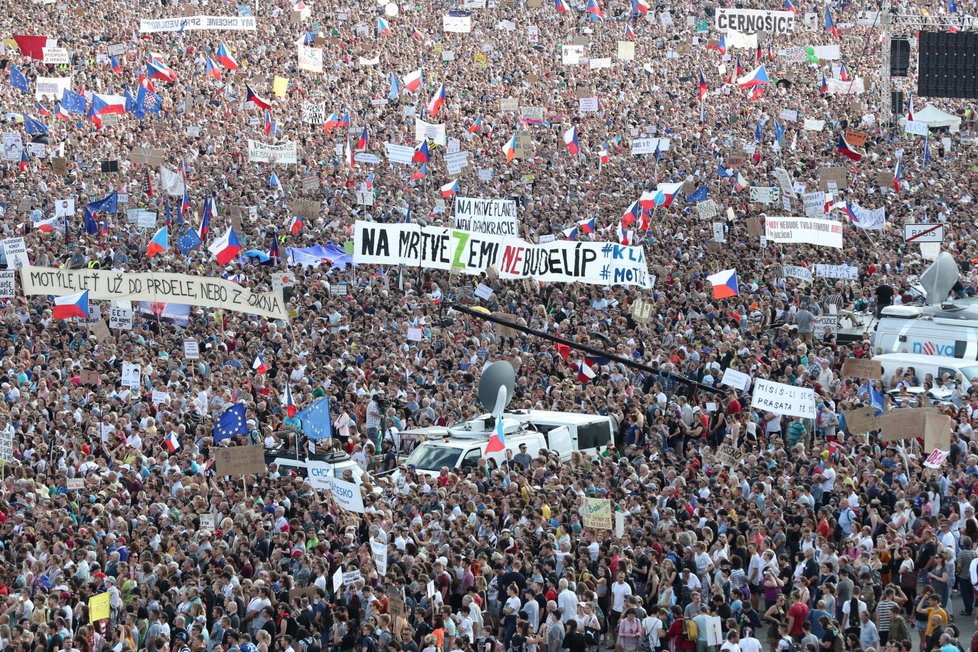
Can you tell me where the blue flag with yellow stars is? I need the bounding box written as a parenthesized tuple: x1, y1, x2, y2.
(214, 404, 248, 443)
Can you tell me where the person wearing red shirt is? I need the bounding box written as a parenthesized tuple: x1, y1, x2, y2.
(786, 591, 809, 643)
(668, 605, 696, 652)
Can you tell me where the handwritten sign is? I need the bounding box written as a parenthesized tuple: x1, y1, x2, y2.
(583, 497, 612, 529)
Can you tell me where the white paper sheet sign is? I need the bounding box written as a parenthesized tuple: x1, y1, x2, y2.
(0, 271, 14, 298)
(750, 378, 816, 418)
(184, 339, 200, 359)
(121, 363, 141, 389)
(720, 367, 751, 392)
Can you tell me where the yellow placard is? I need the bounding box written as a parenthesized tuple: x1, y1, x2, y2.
(583, 497, 613, 530)
(273, 76, 289, 98)
(89, 592, 111, 623)
(473, 53, 488, 69)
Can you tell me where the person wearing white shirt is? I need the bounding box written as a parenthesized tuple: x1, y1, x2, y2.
(642, 608, 666, 651)
(557, 579, 578, 624)
(609, 572, 632, 642)
(720, 630, 742, 652)
(738, 631, 763, 652)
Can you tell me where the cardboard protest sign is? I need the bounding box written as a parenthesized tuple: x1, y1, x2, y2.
(878, 408, 939, 442)
(924, 414, 953, 451)
(289, 199, 321, 220)
(845, 130, 868, 147)
(817, 167, 848, 191)
(844, 406, 879, 434)
(841, 358, 882, 379)
(289, 585, 320, 602)
(714, 443, 743, 467)
(215, 445, 267, 476)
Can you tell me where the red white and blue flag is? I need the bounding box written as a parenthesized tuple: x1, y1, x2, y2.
(587, 0, 604, 20)
(426, 83, 446, 116)
(245, 84, 272, 110)
(282, 383, 297, 418)
(563, 126, 580, 155)
(440, 179, 459, 198)
(707, 269, 739, 299)
(53, 291, 89, 320)
(215, 42, 239, 70)
(253, 354, 269, 375)
(403, 68, 423, 92)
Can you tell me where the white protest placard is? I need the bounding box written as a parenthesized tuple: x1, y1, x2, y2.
(445, 151, 469, 175)
(342, 569, 363, 585)
(301, 101, 326, 125)
(715, 8, 795, 33)
(42, 47, 70, 65)
(773, 167, 795, 197)
(803, 119, 825, 131)
(184, 339, 200, 359)
(0, 271, 15, 298)
(247, 140, 298, 164)
(617, 41, 635, 60)
(328, 477, 366, 513)
(779, 109, 798, 122)
(356, 190, 375, 206)
(589, 57, 612, 70)
(332, 567, 343, 592)
(474, 283, 494, 300)
(441, 50, 455, 61)
(0, 430, 11, 463)
(720, 367, 751, 392)
(904, 223, 945, 243)
(35, 77, 71, 101)
(765, 217, 843, 249)
(384, 142, 415, 165)
(478, 168, 492, 181)
(414, 118, 447, 146)
(561, 44, 585, 65)
(904, 120, 929, 137)
(139, 16, 257, 32)
(443, 13, 472, 32)
(54, 198, 75, 217)
(579, 97, 599, 112)
(750, 378, 816, 419)
(697, 200, 719, 220)
(354, 221, 654, 289)
(802, 191, 825, 218)
(781, 265, 813, 283)
(630, 138, 671, 155)
(454, 197, 518, 236)
(749, 186, 780, 205)
(406, 327, 424, 342)
(814, 315, 838, 339)
(712, 222, 725, 243)
(109, 301, 134, 330)
(121, 363, 142, 389)
(371, 540, 388, 576)
(297, 45, 324, 73)
(152, 390, 168, 405)
(66, 477, 85, 490)
(2, 238, 29, 270)
(814, 263, 858, 280)
(137, 212, 156, 229)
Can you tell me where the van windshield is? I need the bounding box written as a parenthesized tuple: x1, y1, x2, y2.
(405, 445, 463, 471)
(961, 366, 978, 381)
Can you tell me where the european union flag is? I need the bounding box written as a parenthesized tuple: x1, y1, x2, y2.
(9, 66, 29, 94)
(23, 114, 48, 135)
(295, 396, 333, 439)
(718, 163, 733, 178)
(177, 228, 202, 254)
(214, 404, 248, 443)
(88, 191, 118, 214)
(685, 186, 708, 203)
(62, 88, 88, 114)
(125, 88, 143, 118)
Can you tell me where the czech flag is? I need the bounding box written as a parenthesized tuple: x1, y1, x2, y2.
(110, 55, 122, 74)
(653, 182, 683, 207)
(403, 68, 423, 92)
(338, 110, 350, 127)
(698, 69, 708, 101)
(323, 112, 340, 131)
(35, 217, 60, 232)
(819, 72, 828, 94)
(599, 142, 609, 165)
(621, 200, 641, 227)
(892, 158, 902, 193)
(19, 150, 29, 172)
(503, 131, 517, 163)
(469, 116, 483, 133)
(485, 415, 506, 453)
(365, 171, 375, 190)
(577, 360, 596, 384)
(208, 226, 242, 265)
(737, 64, 769, 87)
(147, 226, 168, 257)
(282, 383, 297, 418)
(440, 179, 459, 198)
(252, 354, 269, 375)
(624, 24, 635, 39)
(707, 269, 739, 299)
(426, 83, 446, 117)
(578, 217, 596, 234)
(563, 126, 580, 155)
(412, 164, 428, 180)
(289, 216, 303, 235)
(708, 34, 726, 55)
(53, 291, 89, 320)
(264, 110, 273, 135)
(587, 0, 604, 20)
(356, 126, 369, 150)
(555, 0, 569, 13)
(617, 222, 634, 245)
(35, 101, 50, 118)
(205, 57, 221, 80)
(164, 432, 181, 453)
(413, 140, 430, 162)
(834, 201, 859, 224)
(147, 57, 177, 82)
(825, 6, 840, 39)
(734, 172, 748, 192)
(632, 0, 649, 13)
(839, 64, 850, 82)
(377, 17, 392, 35)
(345, 136, 355, 168)
(215, 42, 239, 70)
(246, 84, 272, 110)
(837, 134, 863, 161)
(90, 93, 126, 115)
(907, 93, 915, 122)
(784, 0, 797, 12)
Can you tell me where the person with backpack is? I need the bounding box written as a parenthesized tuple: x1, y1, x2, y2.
(666, 606, 694, 652)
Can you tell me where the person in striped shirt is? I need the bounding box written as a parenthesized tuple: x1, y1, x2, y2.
(874, 587, 900, 645)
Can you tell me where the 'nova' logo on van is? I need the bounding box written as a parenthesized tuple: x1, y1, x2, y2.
(912, 341, 954, 356)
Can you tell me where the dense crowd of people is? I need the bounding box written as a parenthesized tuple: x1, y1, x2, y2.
(1, 0, 978, 651)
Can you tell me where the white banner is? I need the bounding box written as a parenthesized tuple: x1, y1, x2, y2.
(20, 267, 288, 320)
(781, 265, 813, 283)
(845, 203, 885, 230)
(453, 197, 518, 236)
(715, 8, 795, 33)
(301, 101, 326, 125)
(726, 30, 757, 50)
(139, 16, 257, 32)
(443, 14, 472, 32)
(353, 221, 653, 289)
(765, 217, 843, 249)
(247, 140, 298, 164)
(42, 47, 70, 65)
(814, 315, 838, 339)
(630, 138, 671, 155)
(802, 191, 825, 218)
(329, 476, 365, 513)
(35, 76, 71, 101)
(2, 238, 29, 269)
(814, 263, 858, 280)
(825, 77, 865, 94)
(720, 367, 752, 392)
(414, 119, 447, 146)
(384, 142, 416, 165)
(371, 540, 388, 576)
(750, 379, 816, 419)
(297, 45, 324, 73)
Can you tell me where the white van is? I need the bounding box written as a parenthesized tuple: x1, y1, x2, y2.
(403, 422, 572, 477)
(265, 450, 368, 485)
(872, 353, 978, 386)
(871, 305, 978, 359)
(515, 410, 617, 451)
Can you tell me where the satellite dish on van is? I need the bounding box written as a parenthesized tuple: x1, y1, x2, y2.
(919, 252, 958, 306)
(478, 361, 515, 414)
